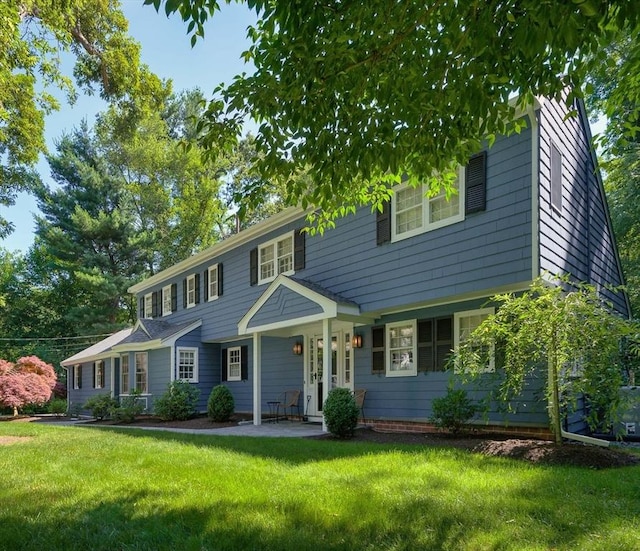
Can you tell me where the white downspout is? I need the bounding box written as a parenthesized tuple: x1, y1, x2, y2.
(561, 430, 610, 448)
(253, 332, 262, 426)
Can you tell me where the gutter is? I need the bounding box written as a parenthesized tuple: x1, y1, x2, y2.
(561, 429, 610, 448)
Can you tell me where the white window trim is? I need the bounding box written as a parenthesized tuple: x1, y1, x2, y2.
(73, 364, 81, 389)
(177, 347, 199, 383)
(227, 346, 242, 382)
(144, 293, 153, 319)
(134, 352, 148, 393)
(162, 285, 172, 316)
(94, 360, 104, 389)
(392, 166, 465, 242)
(186, 274, 196, 308)
(208, 264, 219, 302)
(258, 231, 294, 285)
(386, 320, 417, 377)
(120, 354, 130, 396)
(454, 307, 495, 373)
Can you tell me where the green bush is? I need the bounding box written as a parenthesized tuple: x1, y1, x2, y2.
(430, 388, 477, 434)
(207, 385, 234, 422)
(323, 387, 359, 438)
(48, 398, 67, 417)
(154, 380, 200, 421)
(111, 390, 145, 423)
(83, 394, 118, 420)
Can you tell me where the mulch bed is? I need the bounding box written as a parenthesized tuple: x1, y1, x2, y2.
(7, 414, 640, 469)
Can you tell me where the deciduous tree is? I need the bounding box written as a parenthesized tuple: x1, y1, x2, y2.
(0, 0, 161, 237)
(453, 277, 633, 443)
(150, 0, 640, 227)
(0, 356, 56, 416)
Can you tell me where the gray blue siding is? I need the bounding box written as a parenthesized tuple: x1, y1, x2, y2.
(136, 126, 534, 340)
(538, 98, 628, 316)
(247, 287, 324, 329)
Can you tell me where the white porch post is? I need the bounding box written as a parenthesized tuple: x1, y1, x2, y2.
(253, 332, 262, 426)
(322, 318, 332, 432)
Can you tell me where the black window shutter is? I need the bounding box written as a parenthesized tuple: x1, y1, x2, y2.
(294, 229, 305, 270)
(221, 349, 228, 382)
(171, 284, 177, 312)
(100, 362, 105, 388)
(249, 248, 258, 286)
(93, 364, 97, 388)
(376, 201, 391, 245)
(465, 151, 487, 214)
(241, 345, 249, 380)
(203, 268, 209, 301)
(182, 278, 187, 309)
(151, 291, 158, 318)
(78, 365, 82, 389)
(195, 274, 201, 304)
(139, 297, 145, 318)
(435, 317, 453, 371)
(218, 263, 224, 296)
(417, 320, 434, 373)
(372, 326, 385, 374)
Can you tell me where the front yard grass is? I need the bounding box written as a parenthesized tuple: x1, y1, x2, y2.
(1, 422, 639, 551)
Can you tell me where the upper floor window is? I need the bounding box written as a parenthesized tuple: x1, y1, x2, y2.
(144, 293, 153, 319)
(186, 274, 196, 308)
(259, 233, 293, 284)
(93, 360, 105, 389)
(386, 320, 417, 377)
(162, 285, 172, 316)
(454, 307, 495, 373)
(207, 264, 219, 301)
(392, 167, 464, 242)
(177, 347, 199, 383)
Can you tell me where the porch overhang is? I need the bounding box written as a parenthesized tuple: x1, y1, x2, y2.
(238, 275, 373, 335)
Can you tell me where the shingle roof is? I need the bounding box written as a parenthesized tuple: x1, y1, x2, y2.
(116, 319, 199, 345)
(60, 328, 133, 366)
(290, 277, 359, 307)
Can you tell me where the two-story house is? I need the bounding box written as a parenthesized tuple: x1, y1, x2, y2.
(62, 96, 629, 436)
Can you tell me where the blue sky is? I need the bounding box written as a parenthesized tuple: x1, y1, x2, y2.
(1, 1, 256, 253)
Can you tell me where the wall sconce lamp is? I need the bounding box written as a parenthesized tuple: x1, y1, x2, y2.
(292, 341, 303, 355)
(352, 334, 363, 349)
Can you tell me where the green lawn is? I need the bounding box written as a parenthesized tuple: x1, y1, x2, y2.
(1, 422, 639, 551)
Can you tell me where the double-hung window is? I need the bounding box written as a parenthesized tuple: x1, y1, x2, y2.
(454, 307, 495, 372)
(386, 320, 417, 377)
(135, 352, 148, 393)
(177, 347, 198, 383)
(186, 274, 196, 308)
(94, 360, 105, 389)
(162, 285, 172, 316)
(207, 265, 218, 301)
(144, 293, 153, 319)
(120, 354, 129, 394)
(227, 347, 242, 382)
(73, 364, 82, 389)
(392, 167, 465, 241)
(259, 233, 293, 284)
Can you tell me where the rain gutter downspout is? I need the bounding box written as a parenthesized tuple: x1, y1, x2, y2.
(560, 430, 610, 448)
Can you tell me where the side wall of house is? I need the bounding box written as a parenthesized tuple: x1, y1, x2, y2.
(538, 98, 629, 316)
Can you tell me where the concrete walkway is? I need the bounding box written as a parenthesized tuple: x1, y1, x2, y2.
(55, 418, 326, 438)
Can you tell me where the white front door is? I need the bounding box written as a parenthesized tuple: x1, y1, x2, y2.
(304, 330, 353, 419)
